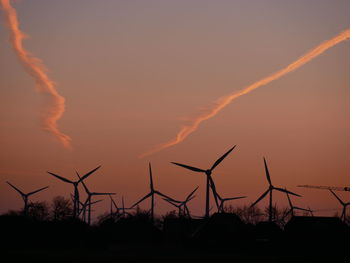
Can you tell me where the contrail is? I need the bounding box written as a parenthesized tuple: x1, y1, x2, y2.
(1, 0, 71, 148)
(140, 29, 350, 158)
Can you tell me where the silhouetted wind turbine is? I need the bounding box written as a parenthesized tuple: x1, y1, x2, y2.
(78, 174, 115, 225)
(120, 196, 133, 217)
(109, 194, 120, 218)
(47, 165, 101, 218)
(6, 181, 48, 216)
(171, 146, 236, 218)
(251, 158, 301, 222)
(308, 206, 314, 217)
(284, 190, 310, 218)
(215, 192, 246, 213)
(329, 190, 350, 223)
(73, 194, 103, 222)
(131, 163, 175, 222)
(163, 186, 199, 218)
(206, 176, 246, 212)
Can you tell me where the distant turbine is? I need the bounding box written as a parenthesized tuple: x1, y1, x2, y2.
(109, 194, 120, 218)
(120, 196, 133, 218)
(78, 173, 115, 225)
(6, 181, 48, 216)
(171, 146, 236, 218)
(72, 194, 103, 222)
(307, 206, 314, 217)
(131, 163, 175, 222)
(163, 186, 199, 218)
(215, 192, 246, 213)
(329, 190, 350, 223)
(251, 158, 301, 222)
(47, 165, 101, 218)
(284, 190, 310, 218)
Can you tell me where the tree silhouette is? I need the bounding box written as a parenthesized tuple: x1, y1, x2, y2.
(27, 201, 50, 221)
(51, 196, 73, 221)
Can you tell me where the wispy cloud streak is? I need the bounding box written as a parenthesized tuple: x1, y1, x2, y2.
(141, 29, 350, 158)
(1, 0, 71, 148)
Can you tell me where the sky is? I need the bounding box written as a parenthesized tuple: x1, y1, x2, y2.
(1, 0, 350, 220)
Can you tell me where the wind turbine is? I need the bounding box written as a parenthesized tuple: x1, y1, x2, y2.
(120, 196, 133, 217)
(71, 194, 103, 222)
(250, 157, 301, 222)
(131, 163, 176, 222)
(47, 165, 101, 218)
(308, 206, 314, 217)
(206, 176, 246, 213)
(284, 190, 310, 218)
(6, 181, 48, 216)
(163, 186, 199, 218)
(329, 190, 350, 223)
(109, 194, 120, 218)
(171, 146, 236, 218)
(78, 174, 115, 225)
(215, 192, 246, 213)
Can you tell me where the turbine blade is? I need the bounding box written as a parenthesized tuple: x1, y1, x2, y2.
(78, 165, 101, 182)
(77, 172, 90, 194)
(274, 187, 301, 197)
(210, 145, 236, 171)
(286, 190, 293, 208)
(171, 162, 205, 173)
(294, 207, 310, 212)
(251, 189, 270, 207)
(164, 197, 182, 204)
(186, 186, 199, 201)
(224, 196, 247, 201)
(155, 191, 176, 202)
(263, 157, 272, 186)
(27, 186, 49, 196)
(131, 192, 152, 208)
(90, 199, 103, 205)
(329, 190, 344, 205)
(47, 172, 73, 184)
(149, 162, 154, 191)
(6, 181, 25, 196)
(92, 192, 116, 196)
(79, 198, 90, 214)
(109, 195, 119, 209)
(186, 195, 196, 203)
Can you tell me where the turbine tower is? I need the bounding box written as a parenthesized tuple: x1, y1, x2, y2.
(171, 145, 236, 218)
(131, 163, 175, 222)
(6, 181, 48, 216)
(251, 157, 301, 222)
(47, 165, 101, 218)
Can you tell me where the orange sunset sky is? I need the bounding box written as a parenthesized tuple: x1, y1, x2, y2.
(0, 0, 349, 219)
